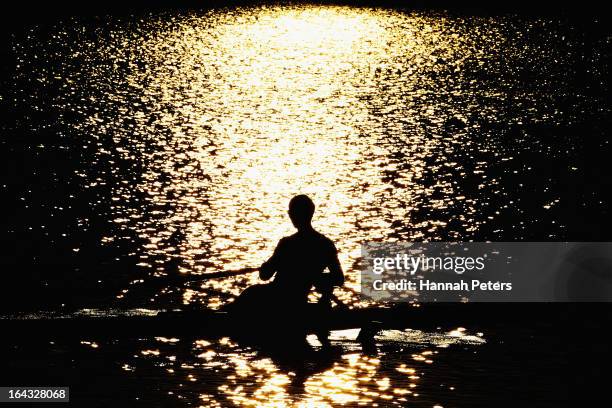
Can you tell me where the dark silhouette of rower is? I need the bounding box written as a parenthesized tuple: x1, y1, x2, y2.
(230, 195, 344, 315)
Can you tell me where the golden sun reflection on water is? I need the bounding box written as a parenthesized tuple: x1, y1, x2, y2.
(78, 5, 513, 308)
(120, 328, 485, 407)
(132, 7, 397, 284)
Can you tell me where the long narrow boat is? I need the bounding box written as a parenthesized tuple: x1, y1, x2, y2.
(0, 302, 523, 341)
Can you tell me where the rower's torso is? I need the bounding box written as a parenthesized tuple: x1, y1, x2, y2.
(271, 230, 337, 297)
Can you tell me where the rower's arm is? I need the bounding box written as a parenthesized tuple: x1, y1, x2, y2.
(328, 248, 344, 287)
(315, 244, 344, 306)
(318, 241, 344, 289)
(259, 239, 284, 280)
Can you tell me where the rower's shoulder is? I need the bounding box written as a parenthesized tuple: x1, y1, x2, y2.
(309, 231, 337, 250)
(316, 231, 335, 246)
(286, 230, 334, 246)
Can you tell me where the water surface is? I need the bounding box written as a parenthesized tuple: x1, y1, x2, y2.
(1, 4, 610, 406)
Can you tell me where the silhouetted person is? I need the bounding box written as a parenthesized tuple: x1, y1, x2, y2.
(229, 195, 344, 320)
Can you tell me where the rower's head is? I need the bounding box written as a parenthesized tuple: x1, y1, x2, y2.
(288, 195, 315, 231)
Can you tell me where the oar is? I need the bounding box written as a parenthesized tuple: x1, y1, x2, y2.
(119, 267, 258, 301)
(196, 267, 258, 280)
(139, 267, 259, 287)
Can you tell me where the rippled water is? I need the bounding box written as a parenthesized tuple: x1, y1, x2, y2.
(4, 4, 610, 309)
(116, 329, 486, 407)
(1, 4, 610, 406)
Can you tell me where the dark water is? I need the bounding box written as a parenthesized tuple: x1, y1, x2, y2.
(1, 4, 611, 407)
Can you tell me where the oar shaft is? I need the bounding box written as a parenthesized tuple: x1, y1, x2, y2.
(199, 267, 258, 280)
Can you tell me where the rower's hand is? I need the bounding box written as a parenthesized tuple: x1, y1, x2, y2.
(259, 261, 275, 281)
